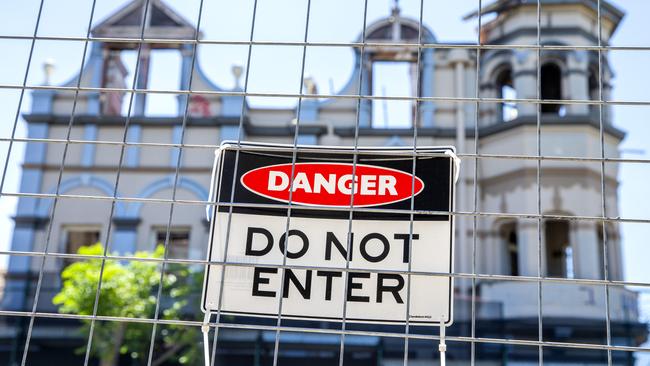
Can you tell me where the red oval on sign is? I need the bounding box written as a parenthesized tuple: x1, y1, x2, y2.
(240, 163, 424, 207)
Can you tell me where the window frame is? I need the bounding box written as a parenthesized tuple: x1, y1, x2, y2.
(60, 224, 102, 267)
(151, 225, 191, 259)
(368, 54, 420, 129)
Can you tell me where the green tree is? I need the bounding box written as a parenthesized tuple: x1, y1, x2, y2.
(53, 243, 201, 366)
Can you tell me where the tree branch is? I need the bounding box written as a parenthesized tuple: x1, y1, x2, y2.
(150, 342, 186, 366)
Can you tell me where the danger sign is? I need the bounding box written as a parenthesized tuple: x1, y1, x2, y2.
(202, 142, 457, 326)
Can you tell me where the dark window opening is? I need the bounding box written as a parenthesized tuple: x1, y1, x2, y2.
(545, 220, 572, 278)
(64, 228, 101, 267)
(371, 61, 416, 128)
(500, 222, 519, 276)
(588, 68, 599, 100)
(540, 63, 563, 115)
(155, 227, 190, 259)
(496, 68, 517, 121)
(588, 67, 599, 115)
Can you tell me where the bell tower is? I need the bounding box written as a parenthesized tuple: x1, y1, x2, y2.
(475, 0, 623, 125)
(472, 0, 629, 310)
(89, 0, 200, 116)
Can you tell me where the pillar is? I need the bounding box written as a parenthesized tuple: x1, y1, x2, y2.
(420, 48, 435, 127)
(3, 123, 49, 310)
(178, 44, 194, 116)
(86, 42, 104, 115)
(517, 221, 541, 277)
(170, 125, 183, 167)
(481, 229, 502, 275)
(452, 57, 469, 291)
(125, 124, 141, 167)
(570, 221, 601, 280)
(479, 82, 497, 125)
(358, 55, 372, 127)
(511, 50, 537, 116)
(81, 124, 97, 167)
(133, 46, 151, 116)
(3, 217, 49, 310)
(566, 50, 589, 115)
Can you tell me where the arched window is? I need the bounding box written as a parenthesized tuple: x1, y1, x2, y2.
(495, 68, 517, 122)
(545, 220, 573, 278)
(540, 63, 563, 115)
(499, 222, 519, 276)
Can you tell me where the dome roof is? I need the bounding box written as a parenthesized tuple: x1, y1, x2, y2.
(358, 7, 436, 43)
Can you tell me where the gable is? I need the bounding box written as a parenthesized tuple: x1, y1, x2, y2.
(92, 0, 197, 38)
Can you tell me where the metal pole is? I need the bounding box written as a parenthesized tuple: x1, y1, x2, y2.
(454, 60, 467, 293)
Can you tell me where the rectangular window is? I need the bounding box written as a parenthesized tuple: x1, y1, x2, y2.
(146, 49, 182, 116)
(63, 227, 101, 267)
(371, 61, 416, 128)
(154, 227, 190, 259)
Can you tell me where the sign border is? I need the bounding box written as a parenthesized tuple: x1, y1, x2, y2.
(201, 141, 457, 327)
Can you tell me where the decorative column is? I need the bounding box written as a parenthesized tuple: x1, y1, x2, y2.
(602, 80, 613, 124)
(566, 50, 589, 115)
(517, 221, 541, 277)
(3, 123, 49, 310)
(81, 124, 98, 167)
(607, 226, 623, 281)
(481, 228, 503, 275)
(170, 125, 183, 167)
(358, 54, 372, 127)
(86, 42, 104, 115)
(300, 76, 320, 123)
(570, 221, 601, 280)
(221, 65, 247, 118)
(449, 54, 469, 285)
(479, 82, 497, 125)
(125, 124, 141, 168)
(3, 217, 48, 310)
(178, 44, 194, 116)
(133, 45, 151, 116)
(419, 48, 435, 127)
(511, 50, 537, 116)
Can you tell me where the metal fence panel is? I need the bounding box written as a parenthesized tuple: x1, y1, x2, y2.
(0, 0, 648, 365)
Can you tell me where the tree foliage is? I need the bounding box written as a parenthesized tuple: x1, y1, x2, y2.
(53, 243, 201, 366)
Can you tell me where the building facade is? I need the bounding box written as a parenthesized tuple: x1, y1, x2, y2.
(1, 0, 647, 364)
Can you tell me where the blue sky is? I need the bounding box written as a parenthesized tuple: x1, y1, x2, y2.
(0, 0, 649, 357)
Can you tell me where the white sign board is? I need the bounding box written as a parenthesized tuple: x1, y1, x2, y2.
(202, 143, 457, 326)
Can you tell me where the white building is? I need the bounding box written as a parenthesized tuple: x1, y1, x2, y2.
(2, 0, 645, 364)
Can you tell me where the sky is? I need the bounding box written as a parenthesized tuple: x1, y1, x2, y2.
(0, 0, 649, 360)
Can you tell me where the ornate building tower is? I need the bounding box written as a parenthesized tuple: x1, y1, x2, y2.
(1, 0, 646, 364)
(468, 2, 645, 362)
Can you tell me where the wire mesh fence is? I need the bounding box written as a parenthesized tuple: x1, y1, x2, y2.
(0, 0, 648, 365)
